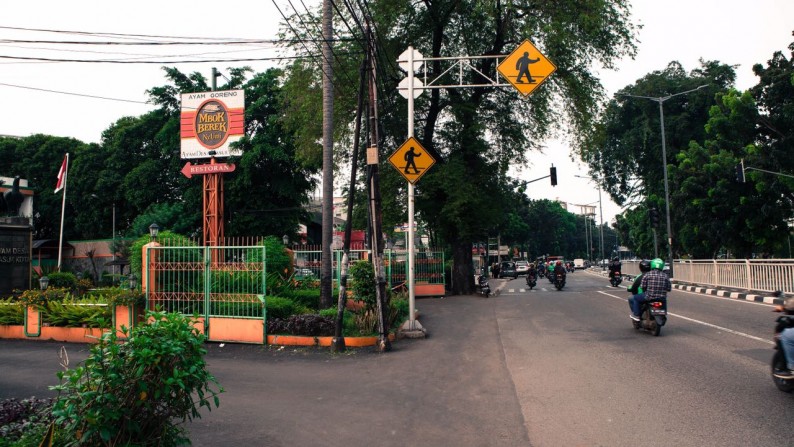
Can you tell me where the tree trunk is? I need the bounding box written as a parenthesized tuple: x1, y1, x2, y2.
(451, 238, 475, 295)
(320, 0, 334, 309)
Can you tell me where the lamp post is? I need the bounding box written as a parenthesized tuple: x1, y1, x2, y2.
(39, 276, 49, 290)
(282, 234, 289, 246)
(576, 175, 605, 269)
(128, 273, 137, 290)
(148, 223, 160, 242)
(618, 85, 707, 277)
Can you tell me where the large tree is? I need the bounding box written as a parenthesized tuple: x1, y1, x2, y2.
(283, 0, 640, 294)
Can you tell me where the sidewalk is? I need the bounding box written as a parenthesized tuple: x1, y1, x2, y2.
(0, 294, 530, 447)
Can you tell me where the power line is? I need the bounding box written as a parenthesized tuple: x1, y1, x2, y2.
(0, 82, 149, 104)
(0, 54, 323, 64)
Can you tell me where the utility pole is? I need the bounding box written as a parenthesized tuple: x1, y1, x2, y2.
(366, 26, 390, 352)
(332, 56, 367, 352)
(320, 0, 334, 308)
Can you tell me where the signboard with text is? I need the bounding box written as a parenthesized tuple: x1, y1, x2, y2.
(180, 89, 245, 159)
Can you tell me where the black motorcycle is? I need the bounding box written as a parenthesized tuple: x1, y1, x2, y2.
(632, 300, 667, 336)
(772, 313, 794, 393)
(554, 273, 566, 290)
(609, 272, 623, 287)
(478, 274, 491, 298)
(526, 272, 537, 290)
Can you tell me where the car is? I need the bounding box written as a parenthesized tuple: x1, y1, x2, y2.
(515, 260, 529, 276)
(573, 258, 585, 269)
(295, 268, 315, 279)
(499, 261, 518, 279)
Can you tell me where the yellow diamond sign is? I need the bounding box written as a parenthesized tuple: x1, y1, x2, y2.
(388, 137, 435, 184)
(498, 40, 557, 97)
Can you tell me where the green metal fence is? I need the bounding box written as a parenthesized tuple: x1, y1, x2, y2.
(146, 245, 267, 332)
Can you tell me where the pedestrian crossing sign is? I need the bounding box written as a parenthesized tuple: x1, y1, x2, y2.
(498, 40, 557, 97)
(388, 137, 435, 184)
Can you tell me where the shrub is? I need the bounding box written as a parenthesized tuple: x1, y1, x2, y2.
(16, 287, 71, 308)
(46, 272, 77, 290)
(266, 314, 335, 336)
(0, 397, 56, 446)
(280, 289, 320, 310)
(42, 300, 111, 328)
(318, 307, 357, 335)
(102, 289, 146, 308)
(349, 260, 377, 310)
(50, 311, 222, 446)
(265, 296, 311, 320)
(0, 300, 23, 326)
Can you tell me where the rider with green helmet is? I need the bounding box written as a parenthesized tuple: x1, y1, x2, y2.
(631, 258, 671, 320)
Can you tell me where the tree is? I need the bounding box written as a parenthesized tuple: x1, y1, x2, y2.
(323, 0, 640, 294)
(578, 60, 735, 257)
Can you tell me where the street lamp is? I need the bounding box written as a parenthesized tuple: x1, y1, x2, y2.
(148, 223, 160, 242)
(282, 234, 289, 246)
(618, 85, 708, 277)
(576, 175, 605, 269)
(39, 276, 49, 290)
(128, 273, 137, 290)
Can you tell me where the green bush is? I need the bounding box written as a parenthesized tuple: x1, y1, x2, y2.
(318, 307, 357, 335)
(280, 289, 320, 310)
(50, 311, 222, 446)
(42, 300, 111, 328)
(46, 272, 77, 290)
(0, 300, 23, 326)
(349, 260, 377, 310)
(265, 296, 311, 320)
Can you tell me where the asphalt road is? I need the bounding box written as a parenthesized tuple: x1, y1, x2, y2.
(1, 271, 792, 446)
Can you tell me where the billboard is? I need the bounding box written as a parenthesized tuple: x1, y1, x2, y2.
(180, 89, 245, 159)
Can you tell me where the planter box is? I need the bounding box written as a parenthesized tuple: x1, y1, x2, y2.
(267, 333, 395, 347)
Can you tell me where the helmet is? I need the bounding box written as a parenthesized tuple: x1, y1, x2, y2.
(556, 260, 562, 266)
(639, 259, 651, 272)
(613, 257, 619, 262)
(650, 258, 665, 270)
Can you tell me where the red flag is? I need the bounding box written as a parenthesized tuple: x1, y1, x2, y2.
(54, 155, 68, 193)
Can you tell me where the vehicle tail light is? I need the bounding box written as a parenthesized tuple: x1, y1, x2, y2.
(651, 302, 663, 308)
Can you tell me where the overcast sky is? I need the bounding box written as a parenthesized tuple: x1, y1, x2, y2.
(2, 0, 793, 224)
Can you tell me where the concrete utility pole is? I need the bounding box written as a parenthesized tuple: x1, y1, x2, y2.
(366, 27, 391, 352)
(320, 0, 334, 308)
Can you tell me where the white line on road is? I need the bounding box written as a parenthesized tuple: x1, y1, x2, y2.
(597, 291, 773, 345)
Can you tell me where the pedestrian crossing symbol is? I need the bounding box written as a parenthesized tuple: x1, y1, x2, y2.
(498, 40, 557, 97)
(388, 137, 435, 184)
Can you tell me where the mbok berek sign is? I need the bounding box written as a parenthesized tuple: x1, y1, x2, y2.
(180, 89, 245, 159)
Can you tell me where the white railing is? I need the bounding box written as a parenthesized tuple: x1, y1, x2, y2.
(621, 259, 794, 294)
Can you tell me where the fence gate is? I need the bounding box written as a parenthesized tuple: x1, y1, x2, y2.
(145, 245, 267, 343)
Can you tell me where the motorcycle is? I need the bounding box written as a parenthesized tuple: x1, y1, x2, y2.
(478, 274, 491, 298)
(632, 300, 667, 336)
(538, 268, 545, 279)
(771, 313, 794, 393)
(554, 273, 566, 290)
(609, 272, 623, 287)
(526, 272, 537, 290)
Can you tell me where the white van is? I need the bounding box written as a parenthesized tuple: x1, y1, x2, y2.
(573, 258, 585, 270)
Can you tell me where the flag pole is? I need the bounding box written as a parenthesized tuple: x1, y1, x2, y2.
(57, 153, 69, 271)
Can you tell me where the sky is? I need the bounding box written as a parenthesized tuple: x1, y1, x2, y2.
(2, 0, 793, 225)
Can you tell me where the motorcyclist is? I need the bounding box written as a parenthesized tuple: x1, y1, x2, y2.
(553, 260, 566, 283)
(636, 258, 671, 319)
(627, 260, 652, 321)
(526, 263, 537, 286)
(772, 295, 794, 379)
(547, 261, 555, 280)
(608, 257, 622, 279)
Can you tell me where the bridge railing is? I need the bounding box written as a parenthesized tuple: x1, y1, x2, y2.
(621, 259, 794, 294)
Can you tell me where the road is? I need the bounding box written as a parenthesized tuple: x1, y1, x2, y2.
(495, 270, 792, 446)
(1, 271, 792, 446)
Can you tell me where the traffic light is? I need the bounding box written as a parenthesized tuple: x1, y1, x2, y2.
(550, 166, 557, 186)
(735, 160, 745, 183)
(649, 208, 660, 227)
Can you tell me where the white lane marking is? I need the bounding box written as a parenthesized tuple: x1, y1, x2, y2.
(596, 291, 773, 345)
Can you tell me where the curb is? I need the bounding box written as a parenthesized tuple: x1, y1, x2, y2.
(672, 283, 786, 306)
